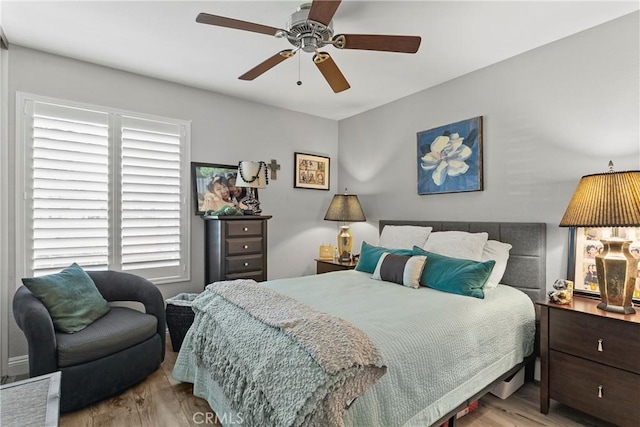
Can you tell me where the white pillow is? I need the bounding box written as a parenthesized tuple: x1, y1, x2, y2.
(372, 253, 427, 289)
(481, 240, 512, 289)
(422, 231, 489, 261)
(379, 225, 432, 249)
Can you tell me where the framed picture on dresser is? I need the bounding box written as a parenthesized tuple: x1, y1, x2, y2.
(192, 162, 252, 215)
(567, 226, 640, 302)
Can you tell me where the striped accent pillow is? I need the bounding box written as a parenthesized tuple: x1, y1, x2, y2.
(372, 253, 427, 289)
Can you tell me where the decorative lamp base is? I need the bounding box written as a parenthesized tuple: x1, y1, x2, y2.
(337, 225, 353, 262)
(595, 238, 636, 315)
(596, 301, 636, 315)
(241, 188, 262, 215)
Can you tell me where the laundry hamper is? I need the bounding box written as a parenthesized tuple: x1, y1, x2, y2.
(165, 293, 199, 352)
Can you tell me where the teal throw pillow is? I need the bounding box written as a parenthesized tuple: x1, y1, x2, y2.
(355, 241, 413, 273)
(22, 263, 110, 333)
(413, 246, 495, 299)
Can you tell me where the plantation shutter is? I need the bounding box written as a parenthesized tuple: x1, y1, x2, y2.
(120, 116, 183, 279)
(23, 94, 190, 283)
(31, 102, 110, 276)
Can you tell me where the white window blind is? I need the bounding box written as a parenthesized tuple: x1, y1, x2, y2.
(120, 116, 182, 278)
(22, 95, 190, 283)
(32, 102, 109, 275)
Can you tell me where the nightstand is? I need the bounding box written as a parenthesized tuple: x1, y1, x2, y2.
(315, 258, 357, 274)
(537, 297, 640, 427)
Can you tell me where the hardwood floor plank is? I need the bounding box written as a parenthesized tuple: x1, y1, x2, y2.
(173, 382, 220, 427)
(457, 383, 617, 427)
(56, 408, 93, 427)
(89, 388, 142, 427)
(135, 384, 193, 427)
(60, 335, 616, 427)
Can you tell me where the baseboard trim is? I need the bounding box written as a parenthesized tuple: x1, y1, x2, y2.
(7, 355, 28, 377)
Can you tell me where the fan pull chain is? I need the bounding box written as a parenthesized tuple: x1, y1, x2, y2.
(296, 54, 302, 86)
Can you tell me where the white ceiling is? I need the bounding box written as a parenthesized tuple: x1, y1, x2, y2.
(2, 1, 638, 120)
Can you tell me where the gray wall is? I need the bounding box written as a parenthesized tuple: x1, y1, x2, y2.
(338, 12, 640, 289)
(3, 12, 639, 369)
(4, 46, 339, 361)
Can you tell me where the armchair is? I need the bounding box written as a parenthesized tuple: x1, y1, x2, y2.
(13, 270, 166, 413)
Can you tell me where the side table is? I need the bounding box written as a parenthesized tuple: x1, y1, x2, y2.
(537, 297, 640, 427)
(315, 258, 358, 274)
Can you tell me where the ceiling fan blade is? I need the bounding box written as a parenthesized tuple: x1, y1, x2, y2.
(333, 34, 421, 53)
(196, 12, 280, 36)
(308, 0, 342, 26)
(239, 50, 296, 81)
(313, 52, 350, 93)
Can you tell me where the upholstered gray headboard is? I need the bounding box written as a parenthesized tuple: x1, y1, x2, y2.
(379, 220, 547, 303)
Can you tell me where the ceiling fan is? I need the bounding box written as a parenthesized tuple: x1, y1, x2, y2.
(196, 0, 421, 93)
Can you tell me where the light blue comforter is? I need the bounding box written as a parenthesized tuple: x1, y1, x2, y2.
(174, 270, 535, 426)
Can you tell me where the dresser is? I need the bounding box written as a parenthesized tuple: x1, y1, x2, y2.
(538, 297, 640, 427)
(204, 216, 271, 287)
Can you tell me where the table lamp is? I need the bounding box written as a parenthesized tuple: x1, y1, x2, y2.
(236, 161, 268, 215)
(560, 161, 640, 314)
(324, 191, 366, 262)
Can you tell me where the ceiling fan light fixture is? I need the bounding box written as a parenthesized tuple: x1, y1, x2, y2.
(197, 0, 421, 92)
(301, 36, 320, 53)
(285, 3, 334, 52)
(287, 3, 333, 32)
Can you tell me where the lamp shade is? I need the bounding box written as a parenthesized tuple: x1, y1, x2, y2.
(559, 169, 640, 227)
(236, 161, 268, 189)
(324, 194, 366, 222)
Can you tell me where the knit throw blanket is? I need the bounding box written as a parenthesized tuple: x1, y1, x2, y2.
(189, 279, 387, 427)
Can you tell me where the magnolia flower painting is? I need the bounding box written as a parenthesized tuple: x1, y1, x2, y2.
(417, 117, 483, 195)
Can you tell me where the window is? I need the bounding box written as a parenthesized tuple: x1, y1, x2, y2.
(18, 94, 190, 283)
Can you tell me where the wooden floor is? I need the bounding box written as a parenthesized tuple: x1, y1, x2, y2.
(59, 342, 215, 427)
(58, 337, 615, 427)
(456, 382, 616, 427)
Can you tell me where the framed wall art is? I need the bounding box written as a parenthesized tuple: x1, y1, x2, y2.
(293, 152, 330, 190)
(191, 162, 251, 215)
(567, 227, 640, 302)
(417, 116, 483, 195)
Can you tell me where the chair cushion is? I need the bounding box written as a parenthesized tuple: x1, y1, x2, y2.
(21, 263, 110, 333)
(56, 307, 157, 367)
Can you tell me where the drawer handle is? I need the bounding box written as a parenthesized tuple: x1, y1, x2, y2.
(243, 245, 249, 249)
(598, 385, 603, 398)
(243, 227, 249, 232)
(244, 262, 249, 266)
(597, 339, 603, 352)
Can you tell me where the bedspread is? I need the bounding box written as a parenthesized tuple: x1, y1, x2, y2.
(174, 272, 534, 426)
(174, 279, 386, 427)
(266, 271, 535, 426)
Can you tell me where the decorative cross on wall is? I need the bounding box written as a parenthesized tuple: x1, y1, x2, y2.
(268, 159, 281, 180)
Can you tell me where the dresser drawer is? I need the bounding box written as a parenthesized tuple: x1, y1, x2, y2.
(550, 350, 640, 427)
(227, 221, 263, 237)
(226, 271, 265, 282)
(226, 254, 264, 273)
(550, 308, 640, 374)
(226, 237, 263, 255)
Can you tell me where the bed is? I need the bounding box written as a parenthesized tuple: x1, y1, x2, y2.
(173, 220, 546, 426)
